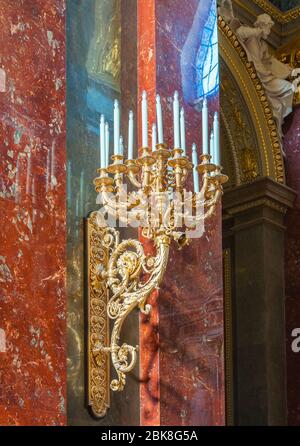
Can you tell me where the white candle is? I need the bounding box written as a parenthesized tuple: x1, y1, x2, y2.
(152, 123, 157, 151)
(156, 94, 164, 144)
(114, 99, 120, 155)
(128, 111, 134, 160)
(180, 108, 186, 155)
(105, 122, 110, 167)
(192, 143, 199, 193)
(142, 91, 148, 148)
(173, 91, 180, 148)
(119, 135, 124, 156)
(100, 114, 105, 168)
(202, 98, 209, 155)
(210, 131, 215, 163)
(213, 112, 220, 166)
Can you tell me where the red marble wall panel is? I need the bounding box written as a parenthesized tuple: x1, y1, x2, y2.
(138, 0, 225, 426)
(0, 0, 66, 426)
(137, 0, 161, 427)
(283, 108, 300, 426)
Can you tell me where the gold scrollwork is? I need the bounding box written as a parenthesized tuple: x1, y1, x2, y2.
(240, 147, 259, 183)
(220, 69, 260, 185)
(87, 213, 116, 418)
(93, 234, 170, 393)
(87, 211, 172, 404)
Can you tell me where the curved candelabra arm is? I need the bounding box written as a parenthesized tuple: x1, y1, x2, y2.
(96, 235, 170, 392)
(101, 190, 150, 227)
(127, 171, 142, 188)
(200, 175, 210, 196)
(183, 186, 223, 229)
(165, 181, 223, 230)
(125, 160, 142, 189)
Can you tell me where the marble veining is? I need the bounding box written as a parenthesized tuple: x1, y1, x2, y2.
(0, 0, 66, 426)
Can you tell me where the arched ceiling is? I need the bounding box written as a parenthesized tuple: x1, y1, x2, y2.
(218, 16, 285, 187)
(220, 58, 261, 188)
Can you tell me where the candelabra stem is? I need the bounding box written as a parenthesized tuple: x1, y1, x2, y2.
(102, 234, 170, 392)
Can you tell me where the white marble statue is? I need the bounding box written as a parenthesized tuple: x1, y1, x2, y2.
(219, 0, 241, 31)
(219, 1, 300, 145)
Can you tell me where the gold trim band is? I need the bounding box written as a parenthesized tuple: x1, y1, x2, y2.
(252, 0, 300, 24)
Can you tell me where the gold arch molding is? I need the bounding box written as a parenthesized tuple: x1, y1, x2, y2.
(251, 0, 300, 24)
(218, 16, 285, 186)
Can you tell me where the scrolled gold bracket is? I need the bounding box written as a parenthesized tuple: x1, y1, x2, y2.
(87, 211, 172, 415)
(86, 212, 119, 418)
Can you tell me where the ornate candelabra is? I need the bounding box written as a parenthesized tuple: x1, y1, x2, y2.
(87, 92, 228, 418)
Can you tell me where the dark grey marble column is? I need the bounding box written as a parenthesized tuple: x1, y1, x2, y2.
(223, 178, 296, 426)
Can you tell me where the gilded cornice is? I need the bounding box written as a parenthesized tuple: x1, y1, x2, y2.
(251, 0, 300, 24)
(234, 0, 300, 24)
(218, 16, 285, 184)
(225, 197, 289, 216)
(222, 177, 297, 217)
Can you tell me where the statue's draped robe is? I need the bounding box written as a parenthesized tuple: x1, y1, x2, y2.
(236, 25, 293, 137)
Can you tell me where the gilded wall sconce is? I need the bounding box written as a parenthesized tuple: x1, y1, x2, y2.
(86, 92, 228, 418)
